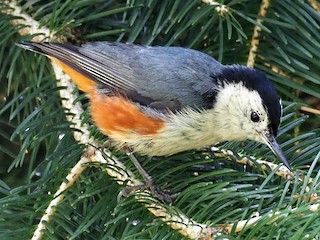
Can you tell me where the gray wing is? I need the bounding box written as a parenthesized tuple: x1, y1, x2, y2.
(81, 42, 224, 109)
(20, 41, 225, 110)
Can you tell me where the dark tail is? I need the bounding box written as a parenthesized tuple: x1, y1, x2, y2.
(17, 41, 98, 93)
(16, 41, 48, 55)
(17, 41, 80, 57)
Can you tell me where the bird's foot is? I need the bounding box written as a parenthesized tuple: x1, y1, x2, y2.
(98, 143, 176, 203)
(118, 178, 175, 203)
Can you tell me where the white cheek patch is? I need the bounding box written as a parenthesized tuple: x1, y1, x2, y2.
(213, 82, 270, 141)
(215, 82, 264, 117)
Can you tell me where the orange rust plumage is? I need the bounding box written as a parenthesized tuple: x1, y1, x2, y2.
(90, 93, 164, 135)
(51, 58, 97, 93)
(52, 58, 164, 136)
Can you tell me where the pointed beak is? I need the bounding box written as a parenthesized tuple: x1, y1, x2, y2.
(259, 131, 291, 170)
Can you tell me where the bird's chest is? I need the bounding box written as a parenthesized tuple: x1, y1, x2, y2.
(108, 110, 221, 156)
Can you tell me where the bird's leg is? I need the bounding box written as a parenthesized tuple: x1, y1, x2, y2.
(120, 151, 174, 203)
(98, 141, 174, 203)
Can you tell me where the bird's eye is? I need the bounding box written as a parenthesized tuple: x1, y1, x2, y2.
(251, 112, 260, 122)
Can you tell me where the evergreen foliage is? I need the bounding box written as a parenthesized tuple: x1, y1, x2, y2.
(0, 0, 319, 239)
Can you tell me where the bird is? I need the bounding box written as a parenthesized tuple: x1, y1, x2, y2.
(18, 41, 291, 201)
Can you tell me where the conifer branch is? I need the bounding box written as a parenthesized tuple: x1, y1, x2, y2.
(31, 154, 91, 240)
(265, 63, 320, 115)
(2, 0, 62, 42)
(2, 1, 319, 239)
(223, 202, 319, 234)
(300, 106, 320, 116)
(2, 1, 220, 239)
(202, 0, 229, 16)
(247, 0, 271, 67)
(210, 147, 293, 180)
(308, 0, 320, 12)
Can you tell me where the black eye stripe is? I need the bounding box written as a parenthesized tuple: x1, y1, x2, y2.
(251, 112, 260, 122)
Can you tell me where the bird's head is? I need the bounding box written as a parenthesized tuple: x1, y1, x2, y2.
(211, 65, 291, 169)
